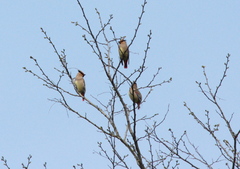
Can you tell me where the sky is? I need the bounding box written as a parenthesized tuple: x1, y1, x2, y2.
(0, 0, 240, 168)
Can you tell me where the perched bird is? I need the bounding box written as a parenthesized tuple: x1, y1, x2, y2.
(118, 39, 129, 68)
(73, 70, 86, 101)
(129, 82, 142, 109)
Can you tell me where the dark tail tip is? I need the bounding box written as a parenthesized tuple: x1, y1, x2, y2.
(124, 63, 128, 68)
(82, 94, 85, 101)
(124, 60, 128, 68)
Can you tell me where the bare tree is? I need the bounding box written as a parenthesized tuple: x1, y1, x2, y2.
(2, 0, 239, 169)
(23, 0, 171, 168)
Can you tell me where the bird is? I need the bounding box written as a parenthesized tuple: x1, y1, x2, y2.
(129, 82, 142, 109)
(73, 70, 86, 101)
(118, 39, 129, 68)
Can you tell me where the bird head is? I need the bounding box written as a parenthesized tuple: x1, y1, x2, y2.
(78, 70, 85, 77)
(118, 39, 126, 44)
(131, 81, 138, 88)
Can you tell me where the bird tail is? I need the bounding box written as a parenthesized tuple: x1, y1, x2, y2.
(137, 103, 140, 109)
(81, 93, 85, 101)
(124, 60, 128, 68)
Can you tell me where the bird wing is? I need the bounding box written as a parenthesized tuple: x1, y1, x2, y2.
(136, 90, 142, 103)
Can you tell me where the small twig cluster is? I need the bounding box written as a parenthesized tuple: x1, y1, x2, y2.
(184, 54, 240, 168)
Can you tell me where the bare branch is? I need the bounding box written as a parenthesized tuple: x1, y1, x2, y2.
(21, 155, 32, 169)
(1, 156, 11, 169)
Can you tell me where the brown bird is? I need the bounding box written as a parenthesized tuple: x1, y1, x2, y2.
(118, 39, 129, 68)
(129, 82, 142, 109)
(73, 70, 86, 101)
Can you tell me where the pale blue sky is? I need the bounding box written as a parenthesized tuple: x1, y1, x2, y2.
(0, 1, 240, 168)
